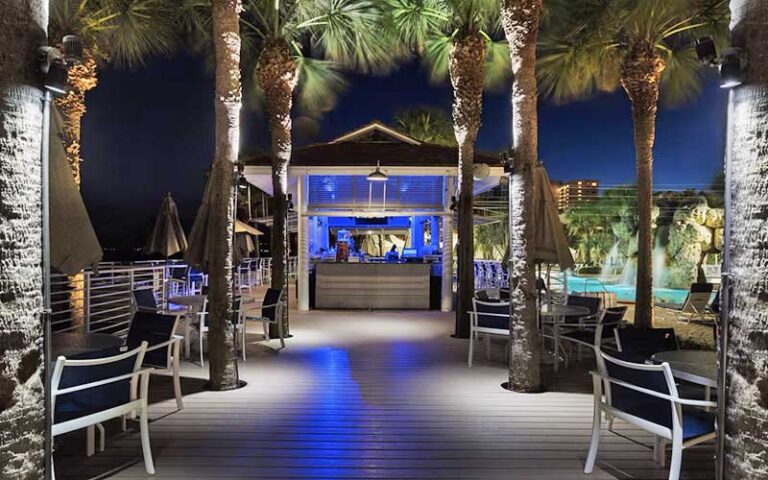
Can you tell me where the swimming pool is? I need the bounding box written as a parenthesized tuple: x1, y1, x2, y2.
(565, 276, 690, 306)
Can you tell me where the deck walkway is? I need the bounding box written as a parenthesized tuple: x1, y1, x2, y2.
(55, 309, 715, 479)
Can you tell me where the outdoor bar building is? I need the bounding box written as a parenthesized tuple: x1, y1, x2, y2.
(244, 121, 502, 311)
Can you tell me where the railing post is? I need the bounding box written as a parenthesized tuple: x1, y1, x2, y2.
(84, 271, 91, 333)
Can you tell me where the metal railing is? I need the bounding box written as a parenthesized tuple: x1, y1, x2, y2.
(51, 257, 297, 337)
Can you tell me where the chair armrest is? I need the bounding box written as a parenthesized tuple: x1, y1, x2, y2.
(144, 336, 183, 353)
(588, 371, 718, 408)
(55, 368, 154, 396)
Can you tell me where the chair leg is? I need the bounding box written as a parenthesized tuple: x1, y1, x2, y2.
(87, 425, 95, 457)
(584, 408, 602, 473)
(199, 328, 204, 367)
(184, 319, 191, 360)
(468, 329, 475, 368)
(173, 354, 183, 411)
(278, 319, 285, 349)
(263, 321, 270, 341)
(139, 400, 155, 475)
(668, 440, 683, 480)
(96, 423, 105, 452)
(241, 325, 247, 362)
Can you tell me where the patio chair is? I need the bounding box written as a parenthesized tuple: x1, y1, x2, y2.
(468, 298, 510, 368)
(242, 288, 286, 354)
(51, 342, 154, 479)
(585, 351, 716, 480)
(166, 265, 189, 299)
(660, 283, 716, 324)
(615, 328, 679, 362)
(566, 294, 602, 322)
(126, 311, 184, 410)
(195, 296, 246, 366)
(132, 288, 159, 313)
(560, 306, 627, 356)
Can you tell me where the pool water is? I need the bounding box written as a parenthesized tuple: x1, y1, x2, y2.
(565, 276, 689, 306)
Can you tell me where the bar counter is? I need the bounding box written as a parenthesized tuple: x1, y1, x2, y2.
(315, 262, 431, 309)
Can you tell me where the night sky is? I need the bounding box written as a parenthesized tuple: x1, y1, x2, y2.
(80, 54, 728, 250)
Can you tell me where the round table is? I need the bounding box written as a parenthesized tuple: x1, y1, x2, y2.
(651, 350, 717, 388)
(52, 332, 124, 359)
(539, 304, 591, 372)
(167, 294, 207, 308)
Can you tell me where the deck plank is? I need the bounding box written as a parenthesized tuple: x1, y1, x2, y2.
(55, 309, 715, 479)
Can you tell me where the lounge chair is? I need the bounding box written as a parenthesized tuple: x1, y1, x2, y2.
(659, 283, 716, 324)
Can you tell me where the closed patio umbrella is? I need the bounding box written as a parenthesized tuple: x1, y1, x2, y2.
(502, 164, 575, 271)
(146, 193, 188, 258)
(50, 107, 103, 274)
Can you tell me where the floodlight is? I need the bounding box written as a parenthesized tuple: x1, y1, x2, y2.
(695, 37, 718, 66)
(720, 49, 746, 89)
(367, 160, 387, 182)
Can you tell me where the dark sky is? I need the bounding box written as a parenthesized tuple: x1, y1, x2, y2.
(80, 54, 728, 249)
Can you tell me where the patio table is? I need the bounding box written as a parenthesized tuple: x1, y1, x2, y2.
(651, 350, 717, 388)
(53, 332, 124, 359)
(167, 295, 207, 359)
(539, 304, 591, 372)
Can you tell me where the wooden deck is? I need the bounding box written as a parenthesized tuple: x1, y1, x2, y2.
(55, 309, 715, 479)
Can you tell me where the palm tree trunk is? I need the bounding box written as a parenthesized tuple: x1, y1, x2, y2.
(502, 0, 543, 392)
(449, 31, 486, 338)
(206, 0, 242, 391)
(256, 40, 298, 336)
(53, 52, 98, 186)
(620, 44, 664, 330)
(724, 1, 768, 476)
(0, 1, 48, 477)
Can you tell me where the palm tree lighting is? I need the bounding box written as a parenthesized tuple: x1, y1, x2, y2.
(367, 161, 388, 182)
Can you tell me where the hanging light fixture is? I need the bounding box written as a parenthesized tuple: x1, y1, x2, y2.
(367, 160, 387, 182)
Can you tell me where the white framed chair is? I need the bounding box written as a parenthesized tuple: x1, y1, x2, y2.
(585, 351, 716, 480)
(51, 342, 155, 479)
(126, 311, 184, 410)
(468, 298, 510, 368)
(659, 283, 716, 324)
(242, 288, 286, 355)
(195, 297, 246, 366)
(559, 306, 627, 358)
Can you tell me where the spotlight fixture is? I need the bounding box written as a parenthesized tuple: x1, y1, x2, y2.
(500, 148, 515, 174)
(450, 195, 458, 212)
(695, 37, 718, 66)
(719, 48, 746, 89)
(37, 35, 83, 96)
(366, 160, 387, 182)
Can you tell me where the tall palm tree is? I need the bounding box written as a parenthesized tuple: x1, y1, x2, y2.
(204, 0, 243, 390)
(49, 0, 177, 185)
(724, 0, 768, 476)
(499, 0, 543, 392)
(537, 0, 729, 328)
(394, 106, 457, 146)
(385, 0, 511, 338)
(0, 0, 48, 476)
(239, 1, 394, 333)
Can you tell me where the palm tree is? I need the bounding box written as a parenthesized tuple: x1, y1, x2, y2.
(0, 0, 48, 476)
(385, 0, 511, 338)
(394, 106, 457, 146)
(498, 0, 543, 392)
(204, 0, 243, 391)
(49, 0, 177, 185)
(238, 1, 394, 333)
(537, 0, 729, 328)
(723, 0, 768, 476)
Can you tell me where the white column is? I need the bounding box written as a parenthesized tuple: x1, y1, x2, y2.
(297, 175, 310, 311)
(441, 177, 454, 312)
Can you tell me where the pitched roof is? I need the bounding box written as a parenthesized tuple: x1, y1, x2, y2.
(244, 141, 500, 168)
(330, 120, 421, 145)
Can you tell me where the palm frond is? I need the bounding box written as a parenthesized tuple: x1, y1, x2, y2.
(295, 55, 348, 114)
(483, 39, 510, 91)
(659, 45, 705, 106)
(101, 0, 177, 67)
(422, 34, 452, 84)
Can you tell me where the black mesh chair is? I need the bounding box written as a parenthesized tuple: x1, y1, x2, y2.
(132, 288, 159, 313)
(585, 351, 716, 478)
(468, 298, 510, 367)
(126, 311, 184, 410)
(561, 306, 627, 357)
(242, 288, 285, 352)
(615, 327, 679, 362)
(566, 294, 602, 321)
